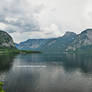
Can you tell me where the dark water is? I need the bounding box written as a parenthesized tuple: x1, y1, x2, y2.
(0, 53, 92, 92)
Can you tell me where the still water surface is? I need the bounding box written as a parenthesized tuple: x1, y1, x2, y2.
(0, 53, 92, 92)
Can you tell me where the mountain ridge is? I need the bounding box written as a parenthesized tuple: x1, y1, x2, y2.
(16, 31, 77, 52)
(13, 29, 92, 53)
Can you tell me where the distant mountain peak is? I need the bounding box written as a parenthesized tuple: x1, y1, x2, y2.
(64, 31, 76, 36)
(81, 29, 92, 34)
(85, 29, 92, 31)
(66, 29, 92, 52)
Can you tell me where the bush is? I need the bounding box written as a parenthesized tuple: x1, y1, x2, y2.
(0, 82, 5, 92)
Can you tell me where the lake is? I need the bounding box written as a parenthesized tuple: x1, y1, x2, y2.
(0, 53, 92, 92)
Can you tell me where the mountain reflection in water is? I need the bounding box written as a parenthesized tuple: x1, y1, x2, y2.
(0, 53, 92, 92)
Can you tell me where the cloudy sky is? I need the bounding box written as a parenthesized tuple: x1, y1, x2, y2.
(0, 0, 92, 43)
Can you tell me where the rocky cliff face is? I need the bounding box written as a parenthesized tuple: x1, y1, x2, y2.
(0, 30, 15, 48)
(66, 29, 92, 51)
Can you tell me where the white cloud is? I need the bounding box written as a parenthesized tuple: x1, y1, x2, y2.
(0, 23, 7, 30)
(40, 24, 62, 37)
(5, 17, 18, 22)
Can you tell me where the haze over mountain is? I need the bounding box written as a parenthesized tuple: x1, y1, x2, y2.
(16, 29, 92, 53)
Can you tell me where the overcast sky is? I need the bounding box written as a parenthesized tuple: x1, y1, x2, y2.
(0, 0, 92, 43)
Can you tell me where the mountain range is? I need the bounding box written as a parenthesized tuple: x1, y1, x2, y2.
(16, 29, 92, 53)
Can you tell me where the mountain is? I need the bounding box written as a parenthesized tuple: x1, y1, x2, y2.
(16, 32, 77, 53)
(16, 29, 92, 53)
(15, 38, 57, 50)
(39, 32, 77, 53)
(0, 30, 15, 48)
(66, 29, 92, 52)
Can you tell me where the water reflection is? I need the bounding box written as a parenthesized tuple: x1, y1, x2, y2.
(0, 53, 92, 92)
(62, 53, 92, 73)
(0, 54, 17, 81)
(0, 54, 16, 72)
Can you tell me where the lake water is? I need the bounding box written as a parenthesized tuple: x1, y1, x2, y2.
(0, 53, 92, 92)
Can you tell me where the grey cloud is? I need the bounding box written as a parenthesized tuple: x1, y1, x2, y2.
(0, 0, 40, 33)
(0, 0, 92, 43)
